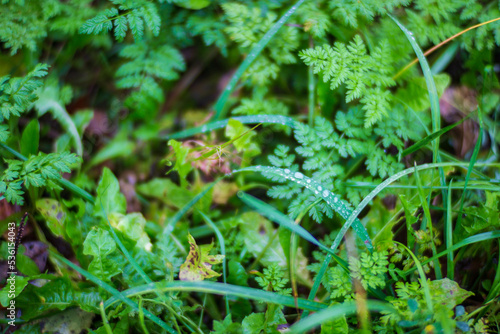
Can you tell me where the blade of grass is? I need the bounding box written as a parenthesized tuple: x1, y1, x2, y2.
(163, 181, 218, 236)
(414, 165, 442, 279)
(138, 298, 150, 334)
(288, 300, 395, 334)
(234, 166, 373, 251)
(193, 124, 261, 162)
(400, 230, 500, 278)
(392, 242, 433, 313)
(346, 181, 500, 191)
(394, 17, 500, 79)
(455, 108, 483, 235)
(309, 161, 499, 317)
(99, 301, 113, 334)
(402, 112, 474, 157)
(50, 250, 176, 333)
(99, 201, 183, 331)
(165, 115, 297, 140)
(390, 14, 448, 222)
(212, 0, 306, 119)
(104, 280, 327, 312)
(238, 191, 348, 270)
(198, 211, 229, 315)
(430, 42, 459, 74)
(446, 180, 454, 279)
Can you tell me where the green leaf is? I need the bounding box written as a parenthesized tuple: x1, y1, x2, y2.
(36, 198, 66, 237)
(212, 314, 242, 334)
(168, 139, 193, 185)
(0, 275, 29, 307)
(108, 212, 153, 251)
(83, 228, 122, 282)
(238, 212, 287, 267)
(88, 133, 135, 168)
(242, 313, 265, 334)
(94, 167, 127, 217)
(136, 178, 193, 208)
(20, 119, 39, 157)
(179, 233, 224, 281)
(428, 278, 474, 308)
(227, 259, 248, 286)
(15, 277, 100, 321)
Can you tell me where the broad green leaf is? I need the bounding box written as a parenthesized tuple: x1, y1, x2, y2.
(14, 277, 100, 321)
(88, 131, 135, 167)
(50, 251, 176, 333)
(212, 314, 242, 334)
(238, 212, 287, 267)
(168, 139, 193, 185)
(227, 259, 248, 286)
(34, 308, 94, 334)
(83, 228, 122, 281)
(0, 275, 29, 307)
(136, 178, 193, 209)
(241, 313, 265, 334)
(109, 212, 153, 251)
(179, 233, 224, 281)
(36, 198, 66, 237)
(94, 167, 127, 217)
(20, 119, 39, 157)
(428, 278, 474, 308)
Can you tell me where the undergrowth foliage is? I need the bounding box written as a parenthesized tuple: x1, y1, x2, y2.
(0, 0, 499, 333)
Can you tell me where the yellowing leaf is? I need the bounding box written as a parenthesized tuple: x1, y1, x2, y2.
(179, 234, 224, 281)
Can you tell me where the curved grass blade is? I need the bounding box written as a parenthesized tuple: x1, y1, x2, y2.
(446, 180, 454, 279)
(198, 211, 229, 315)
(237, 191, 348, 270)
(304, 161, 499, 316)
(414, 166, 442, 279)
(343, 162, 498, 250)
(212, 0, 306, 119)
(234, 166, 372, 318)
(288, 300, 395, 334)
(99, 301, 113, 334)
(392, 242, 433, 313)
(163, 181, 218, 235)
(402, 112, 474, 157)
(50, 251, 176, 333)
(104, 280, 327, 312)
(165, 115, 297, 140)
(456, 109, 483, 234)
(390, 14, 448, 213)
(233, 166, 373, 251)
(401, 230, 500, 278)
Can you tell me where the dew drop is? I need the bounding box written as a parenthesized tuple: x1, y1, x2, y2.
(306, 179, 311, 184)
(294, 172, 304, 179)
(284, 169, 291, 174)
(333, 197, 338, 203)
(322, 190, 329, 198)
(317, 186, 322, 191)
